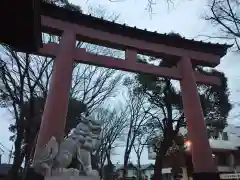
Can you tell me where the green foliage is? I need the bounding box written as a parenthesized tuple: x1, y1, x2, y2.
(196, 66, 232, 132)
(44, 0, 82, 12)
(166, 134, 185, 156)
(135, 56, 183, 127)
(168, 32, 182, 38)
(135, 57, 231, 139)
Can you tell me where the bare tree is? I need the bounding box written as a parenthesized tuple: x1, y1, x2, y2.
(204, 0, 240, 50)
(133, 127, 153, 180)
(0, 47, 53, 180)
(91, 107, 128, 179)
(120, 81, 151, 180)
(70, 64, 122, 114)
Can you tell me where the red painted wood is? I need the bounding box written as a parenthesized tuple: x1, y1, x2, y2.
(34, 30, 75, 161)
(39, 43, 220, 85)
(41, 16, 221, 67)
(125, 49, 137, 66)
(179, 57, 216, 173)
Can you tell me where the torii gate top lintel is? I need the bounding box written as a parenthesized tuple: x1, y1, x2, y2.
(38, 2, 231, 86)
(41, 2, 230, 59)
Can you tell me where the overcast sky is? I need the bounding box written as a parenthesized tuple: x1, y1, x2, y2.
(1, 0, 240, 165)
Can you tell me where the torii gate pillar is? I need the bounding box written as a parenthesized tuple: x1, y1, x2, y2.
(34, 30, 75, 158)
(179, 57, 218, 179)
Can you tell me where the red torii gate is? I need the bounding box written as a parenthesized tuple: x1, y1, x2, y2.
(1, 1, 231, 180)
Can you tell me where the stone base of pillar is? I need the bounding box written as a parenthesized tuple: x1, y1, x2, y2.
(192, 172, 220, 180)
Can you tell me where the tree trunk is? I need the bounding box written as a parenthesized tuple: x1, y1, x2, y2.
(122, 154, 129, 180)
(137, 155, 142, 180)
(7, 132, 24, 180)
(22, 142, 36, 180)
(122, 165, 127, 180)
(7, 100, 26, 180)
(105, 154, 113, 180)
(7, 157, 22, 180)
(22, 96, 36, 179)
(153, 151, 163, 180)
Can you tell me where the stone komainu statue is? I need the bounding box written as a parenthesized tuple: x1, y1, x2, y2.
(33, 115, 102, 178)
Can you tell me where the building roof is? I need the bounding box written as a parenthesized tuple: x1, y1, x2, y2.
(141, 164, 155, 170)
(141, 164, 171, 174)
(116, 163, 137, 170)
(41, 2, 231, 57)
